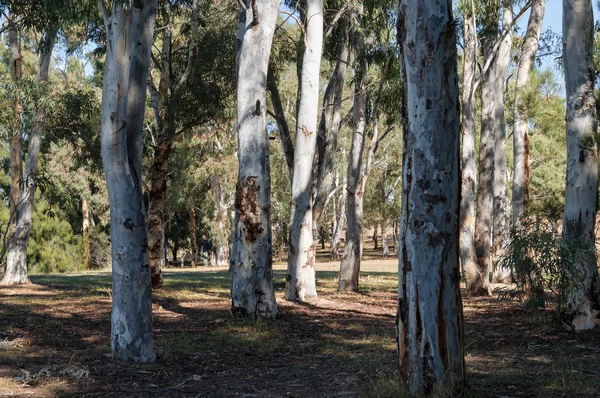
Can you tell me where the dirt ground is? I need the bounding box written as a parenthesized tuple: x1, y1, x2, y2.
(1, 259, 600, 397)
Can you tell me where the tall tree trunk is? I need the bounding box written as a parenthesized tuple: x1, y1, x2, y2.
(561, 0, 600, 331)
(474, 4, 498, 293)
(396, 1, 466, 393)
(285, 0, 323, 302)
(460, 0, 487, 295)
(147, 141, 172, 285)
(339, 8, 367, 292)
(82, 196, 91, 269)
(513, 0, 546, 225)
(313, 21, 349, 222)
(230, 0, 279, 318)
(2, 15, 24, 284)
(147, 0, 200, 288)
(492, 5, 513, 283)
(98, 0, 157, 362)
(190, 207, 197, 268)
(3, 27, 55, 284)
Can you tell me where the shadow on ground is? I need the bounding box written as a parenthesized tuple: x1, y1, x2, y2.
(0, 264, 599, 397)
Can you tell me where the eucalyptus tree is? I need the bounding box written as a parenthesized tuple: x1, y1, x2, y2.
(561, 0, 600, 331)
(513, 0, 546, 225)
(146, 0, 236, 288)
(458, 0, 486, 295)
(98, 0, 158, 362)
(491, 3, 513, 283)
(396, 0, 465, 393)
(339, 2, 396, 291)
(230, 0, 279, 318)
(284, 0, 324, 302)
(0, 0, 92, 285)
(3, 31, 56, 286)
(0, 12, 25, 285)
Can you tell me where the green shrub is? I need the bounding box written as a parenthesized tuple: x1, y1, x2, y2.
(496, 217, 590, 310)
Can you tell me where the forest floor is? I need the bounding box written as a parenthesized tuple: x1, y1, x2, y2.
(1, 257, 600, 397)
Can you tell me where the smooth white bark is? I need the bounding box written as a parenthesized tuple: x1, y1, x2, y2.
(99, 0, 158, 362)
(285, 0, 323, 302)
(492, 5, 513, 283)
(230, 0, 280, 317)
(513, 0, 546, 225)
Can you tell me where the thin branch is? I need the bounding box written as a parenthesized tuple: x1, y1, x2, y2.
(324, 3, 350, 39)
(237, 0, 248, 11)
(174, 0, 200, 95)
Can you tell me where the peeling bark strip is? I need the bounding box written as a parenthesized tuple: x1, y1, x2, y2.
(285, 0, 323, 303)
(230, 0, 279, 318)
(397, 0, 466, 394)
(99, 0, 158, 362)
(561, 0, 600, 331)
(513, 0, 546, 226)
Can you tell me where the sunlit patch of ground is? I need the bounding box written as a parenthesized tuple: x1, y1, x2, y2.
(0, 259, 599, 397)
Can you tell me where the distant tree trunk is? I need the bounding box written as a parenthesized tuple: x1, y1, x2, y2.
(285, 0, 323, 302)
(381, 222, 389, 257)
(211, 175, 229, 267)
(396, 1, 466, 393)
(147, 141, 172, 285)
(172, 237, 179, 263)
(561, 0, 600, 331)
(460, 0, 487, 295)
(474, 5, 498, 293)
(190, 207, 197, 268)
(491, 5, 513, 283)
(98, 0, 157, 362)
(82, 196, 91, 269)
(372, 224, 378, 250)
(339, 8, 367, 291)
(513, 0, 546, 225)
(230, 0, 279, 318)
(1, 14, 25, 285)
(330, 171, 345, 259)
(313, 21, 349, 222)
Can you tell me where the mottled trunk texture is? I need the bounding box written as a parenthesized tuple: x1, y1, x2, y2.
(230, 0, 279, 318)
(460, 1, 486, 295)
(474, 5, 498, 293)
(99, 0, 157, 362)
(561, 0, 600, 331)
(285, 0, 323, 302)
(492, 5, 512, 283)
(147, 140, 172, 285)
(513, 0, 546, 225)
(396, 1, 466, 393)
(339, 8, 367, 292)
(313, 21, 349, 222)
